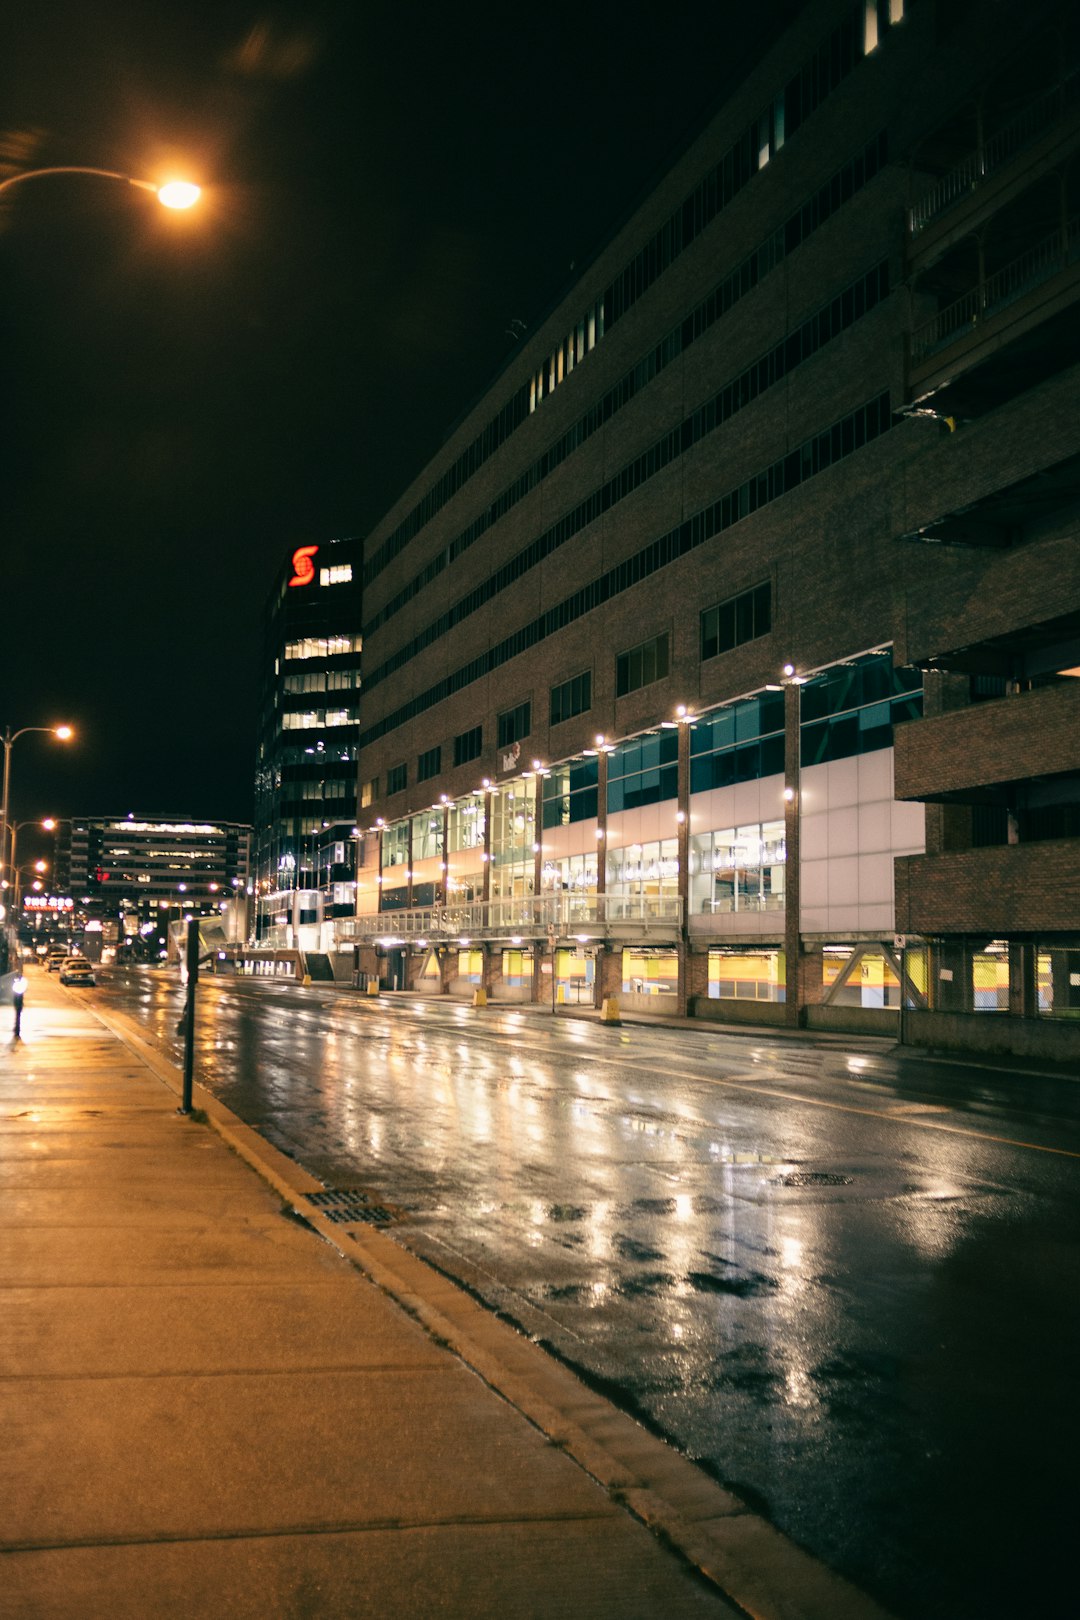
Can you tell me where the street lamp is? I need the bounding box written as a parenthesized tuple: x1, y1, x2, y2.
(13, 859, 49, 915)
(0, 167, 200, 209)
(1, 818, 53, 897)
(1, 727, 75, 951)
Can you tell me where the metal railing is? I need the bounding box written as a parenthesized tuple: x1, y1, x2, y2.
(334, 892, 683, 944)
(909, 71, 1080, 237)
(910, 214, 1080, 362)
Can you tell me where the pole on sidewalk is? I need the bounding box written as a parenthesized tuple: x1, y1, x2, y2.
(179, 916, 199, 1115)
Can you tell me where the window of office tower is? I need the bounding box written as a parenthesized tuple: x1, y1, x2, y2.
(616, 632, 669, 698)
(454, 726, 483, 766)
(689, 822, 786, 915)
(284, 634, 361, 660)
(497, 701, 531, 749)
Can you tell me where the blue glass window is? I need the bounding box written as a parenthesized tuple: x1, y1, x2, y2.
(607, 731, 678, 812)
(542, 758, 599, 828)
(690, 693, 784, 793)
(800, 655, 923, 765)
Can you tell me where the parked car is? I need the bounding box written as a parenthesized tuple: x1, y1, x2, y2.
(59, 957, 96, 987)
(45, 949, 69, 972)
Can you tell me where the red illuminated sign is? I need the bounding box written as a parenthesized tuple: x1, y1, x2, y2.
(288, 545, 319, 587)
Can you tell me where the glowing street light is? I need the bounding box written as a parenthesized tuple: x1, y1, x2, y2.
(1, 725, 76, 907)
(156, 180, 201, 210)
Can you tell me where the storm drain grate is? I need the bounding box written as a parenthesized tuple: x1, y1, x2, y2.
(769, 1170, 854, 1188)
(305, 1189, 398, 1225)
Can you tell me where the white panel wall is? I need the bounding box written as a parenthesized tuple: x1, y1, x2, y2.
(800, 747, 924, 934)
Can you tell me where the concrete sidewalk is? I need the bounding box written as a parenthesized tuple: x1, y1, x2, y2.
(2, 967, 894, 1619)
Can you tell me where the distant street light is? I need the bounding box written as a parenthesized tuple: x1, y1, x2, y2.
(0, 725, 75, 970)
(13, 859, 50, 914)
(0, 166, 201, 209)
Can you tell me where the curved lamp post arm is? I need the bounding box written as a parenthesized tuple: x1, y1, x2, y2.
(0, 166, 158, 197)
(0, 167, 199, 208)
(1, 726, 74, 885)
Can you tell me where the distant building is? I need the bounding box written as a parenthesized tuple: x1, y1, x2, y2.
(62, 813, 252, 955)
(252, 537, 362, 948)
(335, 0, 1079, 1064)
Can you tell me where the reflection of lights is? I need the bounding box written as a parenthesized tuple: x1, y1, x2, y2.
(780, 1235, 804, 1269)
(674, 1194, 694, 1220)
(784, 1367, 815, 1407)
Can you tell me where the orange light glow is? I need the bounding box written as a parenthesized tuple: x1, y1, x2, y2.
(157, 181, 201, 210)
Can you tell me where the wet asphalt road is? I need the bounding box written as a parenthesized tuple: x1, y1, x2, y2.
(97, 967, 1080, 1620)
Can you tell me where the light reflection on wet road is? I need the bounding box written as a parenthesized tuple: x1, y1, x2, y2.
(101, 968, 1080, 1620)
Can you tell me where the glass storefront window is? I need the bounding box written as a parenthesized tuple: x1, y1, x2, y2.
(445, 871, 483, 905)
(501, 949, 529, 988)
(554, 948, 595, 1004)
(622, 948, 678, 996)
(708, 949, 786, 1001)
(382, 821, 409, 869)
(542, 759, 598, 827)
(540, 852, 598, 894)
(1037, 947, 1080, 1018)
(971, 943, 1009, 1011)
(689, 821, 785, 914)
(448, 794, 486, 853)
(606, 840, 679, 899)
(411, 812, 444, 862)
(490, 782, 536, 901)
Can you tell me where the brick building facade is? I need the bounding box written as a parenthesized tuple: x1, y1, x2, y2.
(338, 0, 1079, 1062)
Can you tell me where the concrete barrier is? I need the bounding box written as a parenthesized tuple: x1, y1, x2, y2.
(600, 996, 621, 1025)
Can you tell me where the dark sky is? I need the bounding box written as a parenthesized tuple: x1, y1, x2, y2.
(1, 0, 788, 862)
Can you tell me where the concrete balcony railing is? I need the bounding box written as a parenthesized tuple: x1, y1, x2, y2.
(909, 71, 1080, 239)
(894, 683, 1080, 803)
(335, 892, 684, 945)
(895, 839, 1080, 936)
(910, 214, 1080, 365)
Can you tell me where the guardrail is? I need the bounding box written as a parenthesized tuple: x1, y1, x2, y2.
(909, 72, 1080, 237)
(910, 214, 1080, 362)
(334, 892, 683, 943)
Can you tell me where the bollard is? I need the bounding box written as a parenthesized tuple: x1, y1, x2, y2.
(600, 995, 621, 1025)
(366, 978, 380, 996)
(179, 918, 200, 1114)
(472, 986, 487, 1008)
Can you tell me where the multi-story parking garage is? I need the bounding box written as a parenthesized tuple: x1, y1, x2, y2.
(329, 0, 1079, 1064)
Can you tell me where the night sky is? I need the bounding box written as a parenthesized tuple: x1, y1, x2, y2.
(2, 1, 790, 863)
